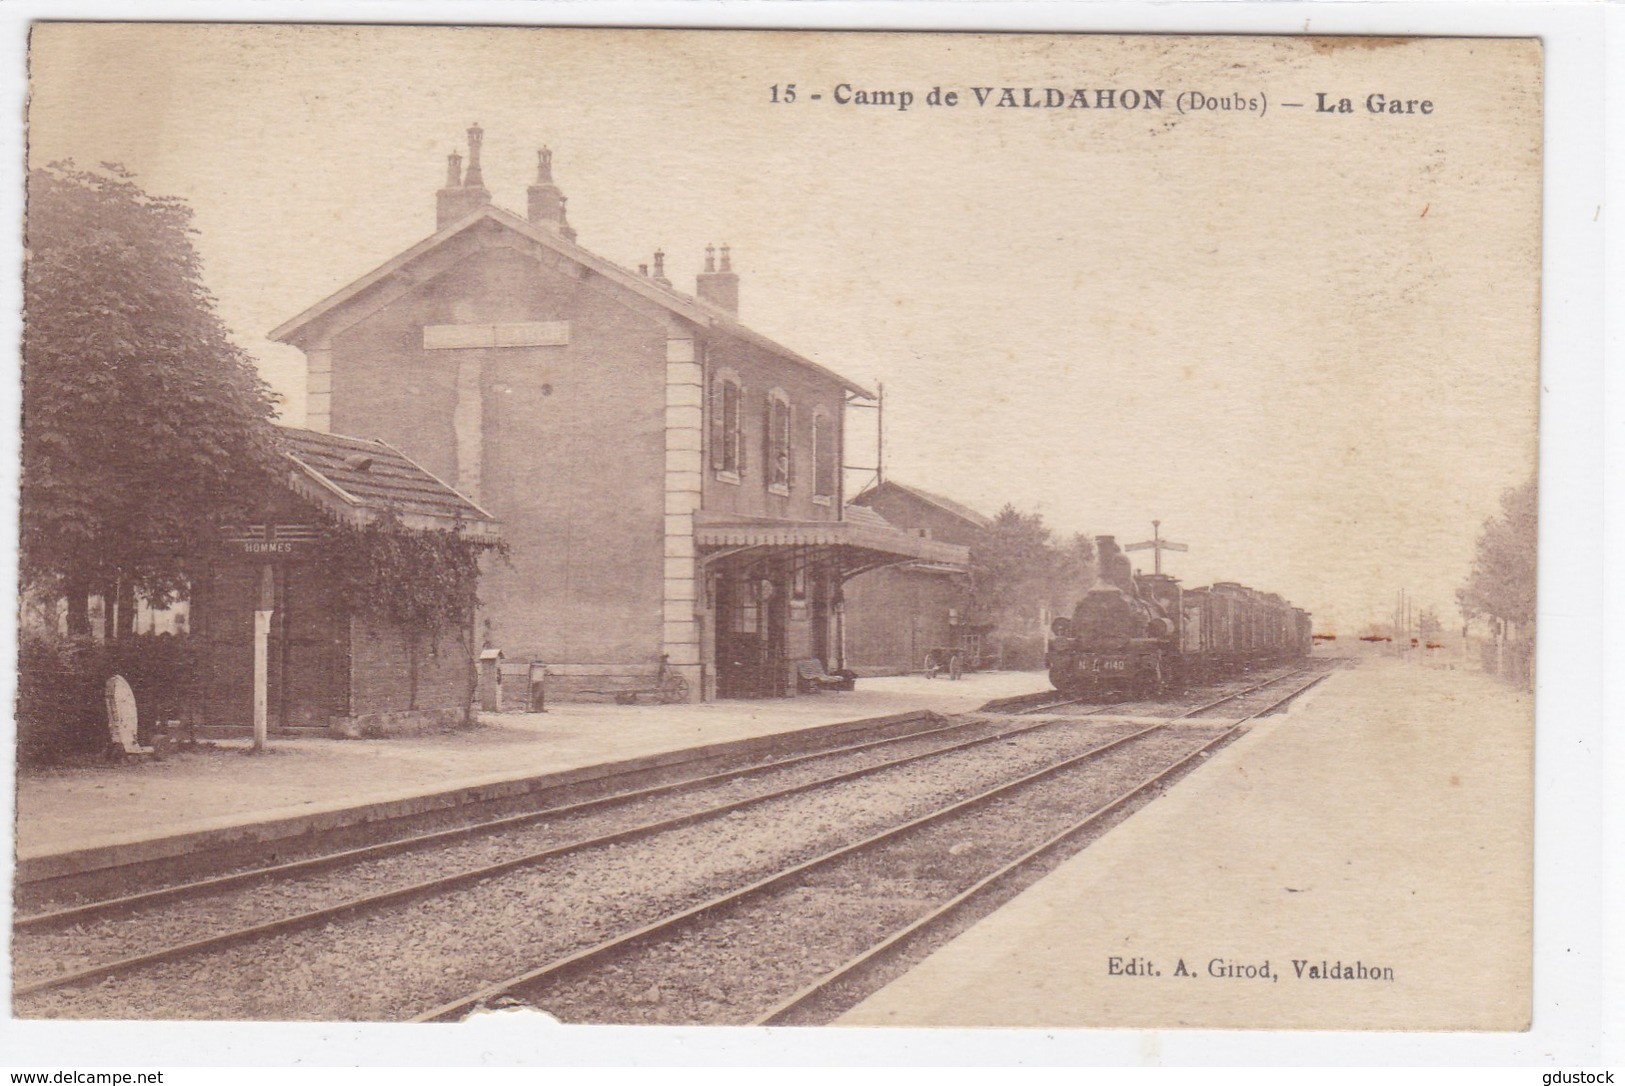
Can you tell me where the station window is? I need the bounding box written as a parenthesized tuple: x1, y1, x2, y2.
(710, 369, 745, 480)
(812, 407, 836, 502)
(766, 390, 792, 494)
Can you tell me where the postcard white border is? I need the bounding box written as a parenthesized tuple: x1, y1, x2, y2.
(0, 0, 1613, 1069)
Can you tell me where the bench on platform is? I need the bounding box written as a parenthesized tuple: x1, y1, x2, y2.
(796, 658, 857, 693)
(582, 655, 690, 705)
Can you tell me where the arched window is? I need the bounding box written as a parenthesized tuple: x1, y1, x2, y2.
(765, 389, 792, 495)
(709, 368, 745, 480)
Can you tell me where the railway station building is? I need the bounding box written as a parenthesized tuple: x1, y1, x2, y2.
(270, 126, 967, 702)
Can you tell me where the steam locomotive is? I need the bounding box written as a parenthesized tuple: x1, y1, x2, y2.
(1046, 536, 1313, 698)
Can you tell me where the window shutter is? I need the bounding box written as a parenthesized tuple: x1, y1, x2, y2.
(814, 411, 833, 496)
(709, 381, 724, 471)
(829, 411, 839, 495)
(810, 412, 821, 495)
(787, 403, 797, 489)
(763, 395, 775, 484)
(735, 384, 747, 475)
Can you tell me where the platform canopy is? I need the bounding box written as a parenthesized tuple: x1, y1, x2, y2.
(694, 506, 968, 581)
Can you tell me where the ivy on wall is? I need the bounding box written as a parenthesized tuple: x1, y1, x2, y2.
(320, 512, 506, 714)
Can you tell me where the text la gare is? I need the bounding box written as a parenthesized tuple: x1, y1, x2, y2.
(1317, 92, 1434, 115)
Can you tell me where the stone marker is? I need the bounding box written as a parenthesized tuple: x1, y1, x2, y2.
(105, 674, 155, 759)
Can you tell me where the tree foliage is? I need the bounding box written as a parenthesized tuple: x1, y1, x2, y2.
(1456, 475, 1537, 630)
(22, 162, 281, 628)
(969, 505, 1096, 629)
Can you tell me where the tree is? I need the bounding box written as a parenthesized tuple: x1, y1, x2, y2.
(1456, 475, 1537, 632)
(969, 506, 1096, 632)
(22, 162, 282, 635)
(1062, 531, 1098, 595)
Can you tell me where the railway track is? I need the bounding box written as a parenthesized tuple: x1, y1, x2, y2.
(14, 698, 1142, 1001)
(413, 666, 1326, 1024)
(16, 711, 1000, 931)
(16, 709, 967, 910)
(14, 663, 1325, 1021)
(759, 666, 1327, 1025)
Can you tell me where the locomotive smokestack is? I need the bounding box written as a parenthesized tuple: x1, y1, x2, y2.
(1094, 536, 1135, 593)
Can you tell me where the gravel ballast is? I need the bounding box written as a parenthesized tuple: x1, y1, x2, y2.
(16, 664, 1327, 1022)
(16, 716, 1160, 1018)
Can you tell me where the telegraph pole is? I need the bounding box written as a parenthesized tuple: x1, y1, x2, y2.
(876, 381, 884, 485)
(1124, 519, 1188, 575)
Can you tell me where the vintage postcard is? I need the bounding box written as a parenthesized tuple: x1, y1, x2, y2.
(13, 24, 1541, 1035)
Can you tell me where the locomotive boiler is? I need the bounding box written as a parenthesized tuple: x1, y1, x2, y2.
(1046, 536, 1312, 698)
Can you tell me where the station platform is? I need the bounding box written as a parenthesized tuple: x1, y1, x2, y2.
(836, 657, 1534, 1032)
(13, 669, 1050, 877)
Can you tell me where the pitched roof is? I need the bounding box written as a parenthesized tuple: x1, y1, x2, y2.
(841, 503, 895, 531)
(852, 480, 994, 530)
(269, 204, 874, 398)
(277, 426, 500, 537)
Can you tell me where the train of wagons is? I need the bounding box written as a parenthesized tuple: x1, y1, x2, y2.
(1046, 535, 1314, 698)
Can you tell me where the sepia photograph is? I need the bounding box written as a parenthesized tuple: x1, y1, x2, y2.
(2, 7, 1609, 1068)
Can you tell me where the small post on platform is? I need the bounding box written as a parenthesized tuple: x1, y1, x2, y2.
(253, 564, 274, 753)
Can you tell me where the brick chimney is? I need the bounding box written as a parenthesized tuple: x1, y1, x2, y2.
(527, 146, 575, 241)
(695, 243, 739, 314)
(651, 249, 671, 289)
(436, 123, 492, 228)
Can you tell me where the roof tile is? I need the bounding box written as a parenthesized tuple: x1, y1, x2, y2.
(276, 426, 497, 527)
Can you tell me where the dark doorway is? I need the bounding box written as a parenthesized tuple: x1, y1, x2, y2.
(763, 575, 788, 696)
(715, 570, 789, 698)
(267, 566, 340, 730)
(809, 572, 831, 666)
(715, 573, 764, 697)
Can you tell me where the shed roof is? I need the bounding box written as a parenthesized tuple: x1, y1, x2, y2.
(841, 503, 895, 532)
(852, 479, 994, 530)
(277, 426, 500, 537)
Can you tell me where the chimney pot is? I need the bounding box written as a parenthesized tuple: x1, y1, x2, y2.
(464, 123, 486, 188)
(436, 125, 492, 228)
(652, 249, 670, 287)
(527, 144, 572, 238)
(705, 244, 716, 274)
(696, 242, 740, 314)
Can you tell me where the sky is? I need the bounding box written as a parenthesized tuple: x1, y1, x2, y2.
(24, 25, 1542, 635)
